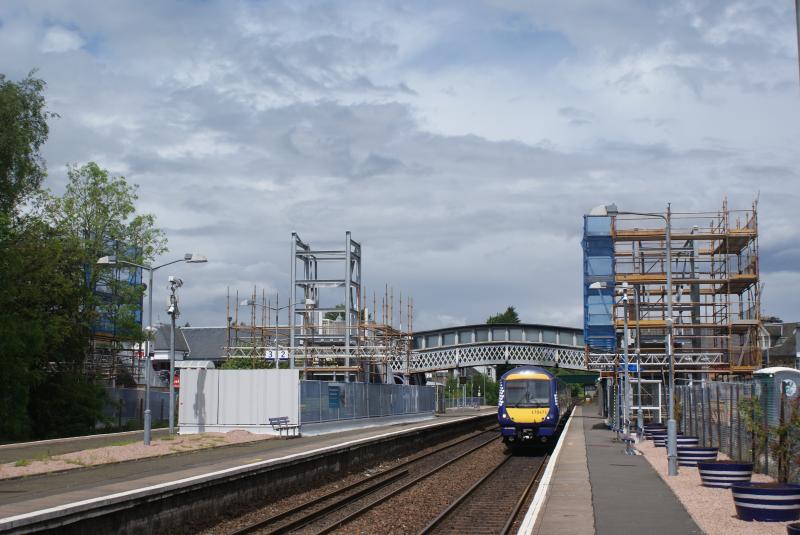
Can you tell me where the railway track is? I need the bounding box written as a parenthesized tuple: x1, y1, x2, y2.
(221, 428, 498, 535)
(419, 453, 549, 535)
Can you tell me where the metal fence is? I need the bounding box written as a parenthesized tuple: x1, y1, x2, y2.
(300, 381, 436, 424)
(444, 396, 485, 409)
(677, 382, 800, 483)
(103, 387, 171, 427)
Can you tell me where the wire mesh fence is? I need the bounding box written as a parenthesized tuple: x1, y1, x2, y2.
(444, 396, 485, 409)
(300, 381, 436, 424)
(677, 382, 800, 483)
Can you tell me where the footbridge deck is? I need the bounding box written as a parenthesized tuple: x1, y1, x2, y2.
(396, 323, 587, 373)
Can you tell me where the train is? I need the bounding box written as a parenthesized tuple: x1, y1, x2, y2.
(497, 366, 573, 448)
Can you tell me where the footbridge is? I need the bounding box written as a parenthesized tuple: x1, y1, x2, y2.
(396, 323, 587, 373)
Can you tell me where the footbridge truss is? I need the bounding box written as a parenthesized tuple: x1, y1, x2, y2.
(393, 323, 587, 373)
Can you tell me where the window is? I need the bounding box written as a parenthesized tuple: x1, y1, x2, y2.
(442, 332, 456, 346)
(576, 333, 584, 346)
(492, 328, 506, 342)
(542, 330, 557, 344)
(413, 336, 424, 349)
(458, 330, 473, 344)
(425, 335, 440, 348)
(508, 328, 523, 341)
(525, 328, 540, 342)
(476, 328, 489, 342)
(504, 380, 550, 408)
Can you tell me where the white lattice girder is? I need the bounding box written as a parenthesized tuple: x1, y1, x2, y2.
(586, 352, 724, 371)
(400, 342, 587, 373)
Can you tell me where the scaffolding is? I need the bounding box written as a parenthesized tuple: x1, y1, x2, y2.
(584, 199, 762, 374)
(225, 232, 415, 383)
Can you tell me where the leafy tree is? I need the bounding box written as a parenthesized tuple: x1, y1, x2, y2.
(221, 357, 273, 369)
(324, 304, 345, 321)
(0, 72, 56, 215)
(44, 162, 167, 352)
(486, 306, 520, 324)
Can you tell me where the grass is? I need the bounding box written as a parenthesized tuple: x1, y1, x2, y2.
(63, 458, 88, 467)
(159, 435, 175, 441)
(108, 439, 137, 447)
(14, 459, 30, 467)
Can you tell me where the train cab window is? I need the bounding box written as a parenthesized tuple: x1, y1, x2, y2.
(505, 380, 550, 408)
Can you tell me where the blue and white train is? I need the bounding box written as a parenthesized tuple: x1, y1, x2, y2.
(497, 366, 573, 447)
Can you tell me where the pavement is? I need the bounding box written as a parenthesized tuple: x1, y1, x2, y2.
(0, 409, 494, 519)
(531, 403, 702, 535)
(0, 428, 169, 464)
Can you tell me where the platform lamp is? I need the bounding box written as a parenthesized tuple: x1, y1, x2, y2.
(97, 253, 208, 445)
(600, 202, 677, 475)
(589, 280, 625, 439)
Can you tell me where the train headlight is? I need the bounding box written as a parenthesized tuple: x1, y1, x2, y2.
(502, 412, 509, 419)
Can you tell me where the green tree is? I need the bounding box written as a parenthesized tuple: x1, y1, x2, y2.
(324, 304, 345, 321)
(486, 306, 520, 324)
(45, 162, 167, 352)
(0, 72, 56, 215)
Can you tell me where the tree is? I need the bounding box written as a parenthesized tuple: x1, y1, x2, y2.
(486, 306, 520, 324)
(0, 72, 56, 215)
(45, 162, 167, 352)
(324, 304, 345, 321)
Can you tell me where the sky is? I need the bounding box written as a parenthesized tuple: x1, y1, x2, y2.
(2, 0, 799, 331)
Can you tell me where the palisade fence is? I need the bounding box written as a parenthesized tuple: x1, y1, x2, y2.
(677, 382, 800, 484)
(103, 387, 171, 427)
(300, 381, 436, 424)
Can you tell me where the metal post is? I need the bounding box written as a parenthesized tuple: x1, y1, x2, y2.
(275, 293, 280, 368)
(289, 233, 297, 370)
(665, 204, 678, 476)
(345, 231, 351, 381)
(796, 0, 800, 86)
(144, 268, 153, 446)
(622, 285, 631, 440)
(633, 286, 644, 440)
(169, 298, 176, 435)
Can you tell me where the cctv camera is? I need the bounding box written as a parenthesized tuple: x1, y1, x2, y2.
(167, 304, 176, 315)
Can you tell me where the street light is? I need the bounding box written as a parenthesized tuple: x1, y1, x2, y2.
(600, 202, 678, 475)
(96, 252, 207, 445)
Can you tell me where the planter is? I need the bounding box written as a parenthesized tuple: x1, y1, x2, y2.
(697, 461, 753, 488)
(677, 446, 718, 466)
(731, 482, 800, 522)
(653, 433, 686, 447)
(787, 522, 800, 534)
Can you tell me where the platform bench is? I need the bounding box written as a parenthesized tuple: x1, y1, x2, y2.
(269, 416, 301, 438)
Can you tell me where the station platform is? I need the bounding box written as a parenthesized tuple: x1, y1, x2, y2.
(0, 409, 493, 528)
(522, 404, 702, 535)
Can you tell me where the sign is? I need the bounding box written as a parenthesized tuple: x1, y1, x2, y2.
(265, 350, 289, 361)
(618, 363, 638, 373)
(328, 385, 341, 409)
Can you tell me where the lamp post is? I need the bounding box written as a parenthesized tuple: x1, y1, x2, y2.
(97, 253, 207, 445)
(603, 203, 677, 475)
(633, 285, 645, 441)
(167, 276, 183, 436)
(620, 282, 631, 440)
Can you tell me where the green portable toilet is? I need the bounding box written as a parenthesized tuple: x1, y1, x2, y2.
(752, 367, 800, 426)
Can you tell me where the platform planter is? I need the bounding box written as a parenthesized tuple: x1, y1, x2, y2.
(653, 433, 686, 447)
(731, 482, 800, 522)
(787, 521, 800, 534)
(697, 461, 753, 488)
(677, 446, 718, 466)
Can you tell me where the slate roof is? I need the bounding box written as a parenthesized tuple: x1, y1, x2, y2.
(152, 324, 189, 352)
(179, 326, 228, 360)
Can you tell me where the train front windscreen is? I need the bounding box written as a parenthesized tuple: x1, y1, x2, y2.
(504, 379, 550, 408)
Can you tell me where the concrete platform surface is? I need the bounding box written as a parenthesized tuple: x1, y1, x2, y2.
(524, 403, 702, 535)
(0, 428, 169, 464)
(0, 409, 494, 520)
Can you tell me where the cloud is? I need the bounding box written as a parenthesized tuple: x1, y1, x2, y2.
(1, 0, 799, 331)
(40, 26, 85, 53)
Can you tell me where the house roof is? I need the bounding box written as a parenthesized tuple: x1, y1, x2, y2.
(180, 326, 228, 360)
(152, 324, 189, 352)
